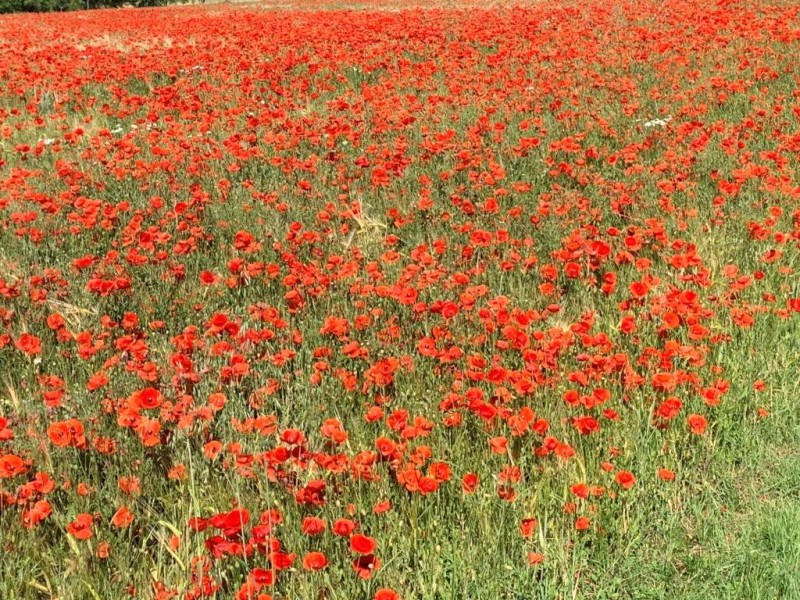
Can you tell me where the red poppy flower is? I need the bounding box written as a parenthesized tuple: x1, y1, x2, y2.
(301, 516, 326, 536)
(658, 468, 676, 481)
(23, 500, 52, 528)
(302, 551, 328, 571)
(489, 436, 508, 453)
(333, 519, 357, 537)
(203, 441, 223, 460)
(352, 553, 381, 579)
(461, 473, 479, 493)
(111, 506, 134, 528)
(131, 387, 163, 410)
(687, 414, 708, 435)
(520, 517, 538, 538)
(0, 454, 26, 478)
(350, 533, 377, 554)
(615, 471, 636, 490)
(527, 552, 545, 566)
(248, 568, 275, 587)
(67, 513, 94, 540)
(210, 508, 250, 538)
(15, 333, 42, 356)
(96, 542, 111, 559)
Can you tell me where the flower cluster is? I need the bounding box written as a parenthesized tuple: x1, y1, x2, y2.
(0, 0, 798, 597)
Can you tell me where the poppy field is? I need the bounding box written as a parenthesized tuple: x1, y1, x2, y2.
(1, 0, 800, 598)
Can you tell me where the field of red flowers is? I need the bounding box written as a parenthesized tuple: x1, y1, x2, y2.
(1, 1, 800, 598)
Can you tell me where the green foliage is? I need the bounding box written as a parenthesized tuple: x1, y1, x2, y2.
(0, 0, 180, 14)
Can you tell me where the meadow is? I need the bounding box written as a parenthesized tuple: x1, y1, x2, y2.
(1, 1, 800, 598)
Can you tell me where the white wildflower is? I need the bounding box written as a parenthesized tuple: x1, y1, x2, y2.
(643, 115, 672, 128)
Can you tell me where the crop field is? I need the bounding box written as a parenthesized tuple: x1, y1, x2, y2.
(1, 1, 800, 598)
